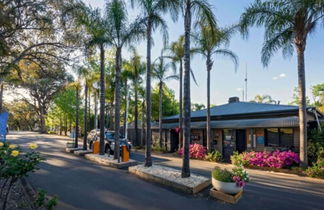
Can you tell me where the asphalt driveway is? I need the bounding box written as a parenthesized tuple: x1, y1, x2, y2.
(7, 132, 324, 210)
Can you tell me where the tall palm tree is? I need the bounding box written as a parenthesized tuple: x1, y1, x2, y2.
(164, 36, 185, 150)
(180, 0, 217, 177)
(105, 0, 145, 161)
(72, 3, 111, 155)
(193, 24, 238, 152)
(240, 0, 324, 167)
(131, 0, 180, 167)
(127, 48, 145, 146)
(153, 55, 178, 148)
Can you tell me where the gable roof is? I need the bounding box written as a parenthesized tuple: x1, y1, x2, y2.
(163, 102, 302, 121)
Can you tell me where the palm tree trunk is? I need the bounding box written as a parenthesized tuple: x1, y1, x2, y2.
(124, 79, 128, 135)
(0, 83, 4, 113)
(114, 47, 122, 162)
(297, 45, 308, 167)
(159, 82, 163, 148)
(134, 76, 139, 146)
(206, 53, 212, 152)
(94, 90, 98, 129)
(141, 100, 146, 146)
(88, 87, 91, 131)
(179, 59, 183, 150)
(75, 86, 80, 148)
(125, 83, 130, 140)
(99, 43, 106, 155)
(182, 0, 191, 178)
(145, 20, 153, 167)
(83, 83, 88, 150)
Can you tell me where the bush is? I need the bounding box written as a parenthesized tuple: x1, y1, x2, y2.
(178, 144, 206, 159)
(212, 168, 233, 182)
(305, 164, 324, 178)
(231, 150, 300, 169)
(205, 150, 222, 162)
(230, 151, 249, 167)
(152, 144, 168, 153)
(308, 126, 324, 165)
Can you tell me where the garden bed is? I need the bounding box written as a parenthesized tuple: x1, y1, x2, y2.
(65, 147, 83, 153)
(128, 164, 211, 194)
(84, 154, 138, 169)
(73, 149, 93, 156)
(245, 165, 306, 176)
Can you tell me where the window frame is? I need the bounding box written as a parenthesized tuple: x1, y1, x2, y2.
(265, 127, 294, 147)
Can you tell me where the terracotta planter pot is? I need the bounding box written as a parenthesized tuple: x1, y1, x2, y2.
(212, 177, 243, 194)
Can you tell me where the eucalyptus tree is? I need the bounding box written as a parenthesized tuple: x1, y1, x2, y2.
(72, 3, 111, 155)
(164, 36, 185, 150)
(131, 0, 180, 167)
(105, 0, 145, 161)
(240, 0, 324, 166)
(180, 0, 217, 177)
(152, 55, 178, 148)
(193, 24, 238, 152)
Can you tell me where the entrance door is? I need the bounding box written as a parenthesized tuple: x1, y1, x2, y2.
(170, 130, 179, 152)
(236, 129, 246, 153)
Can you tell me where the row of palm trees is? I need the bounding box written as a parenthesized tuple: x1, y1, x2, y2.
(69, 0, 324, 177)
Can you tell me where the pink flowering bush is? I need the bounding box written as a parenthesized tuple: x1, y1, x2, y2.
(237, 150, 300, 168)
(178, 144, 206, 159)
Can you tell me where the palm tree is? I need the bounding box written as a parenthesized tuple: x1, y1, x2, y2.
(125, 48, 145, 146)
(180, 0, 217, 177)
(152, 55, 178, 149)
(164, 36, 185, 150)
(72, 3, 111, 155)
(240, 0, 324, 167)
(193, 24, 238, 152)
(252, 94, 277, 104)
(131, 0, 180, 167)
(105, 0, 145, 161)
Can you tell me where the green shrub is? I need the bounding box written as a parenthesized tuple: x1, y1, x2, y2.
(152, 144, 168, 153)
(212, 168, 233, 183)
(308, 126, 324, 165)
(230, 151, 249, 167)
(205, 150, 222, 162)
(305, 164, 324, 178)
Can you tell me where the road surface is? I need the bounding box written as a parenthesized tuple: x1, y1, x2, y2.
(7, 132, 324, 210)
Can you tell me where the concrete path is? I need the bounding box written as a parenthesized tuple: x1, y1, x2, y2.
(7, 132, 324, 210)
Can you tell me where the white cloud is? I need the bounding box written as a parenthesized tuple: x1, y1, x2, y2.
(273, 77, 278, 80)
(236, 88, 243, 92)
(279, 73, 286, 78)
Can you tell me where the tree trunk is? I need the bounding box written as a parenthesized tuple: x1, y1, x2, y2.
(94, 90, 98, 129)
(145, 20, 153, 167)
(83, 83, 88, 150)
(141, 100, 146, 146)
(182, 0, 191, 178)
(65, 115, 67, 136)
(124, 79, 127, 135)
(114, 46, 122, 162)
(296, 44, 308, 167)
(159, 82, 163, 148)
(134, 72, 139, 146)
(0, 83, 4, 113)
(39, 101, 46, 134)
(179, 59, 183, 150)
(125, 82, 129, 140)
(88, 87, 91, 131)
(206, 53, 212, 152)
(75, 86, 80, 148)
(99, 43, 106, 155)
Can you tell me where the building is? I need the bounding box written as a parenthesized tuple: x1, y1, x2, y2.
(153, 97, 323, 161)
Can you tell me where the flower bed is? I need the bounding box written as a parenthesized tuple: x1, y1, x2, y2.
(178, 144, 206, 159)
(231, 150, 300, 169)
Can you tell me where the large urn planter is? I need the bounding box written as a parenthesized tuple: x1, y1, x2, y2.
(210, 167, 249, 204)
(212, 177, 243, 194)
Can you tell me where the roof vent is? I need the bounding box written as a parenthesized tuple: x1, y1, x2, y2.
(228, 97, 240, 103)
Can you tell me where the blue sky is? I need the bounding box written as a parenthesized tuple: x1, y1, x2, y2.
(84, 0, 324, 105)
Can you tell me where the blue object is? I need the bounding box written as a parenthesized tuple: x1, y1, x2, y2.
(0, 112, 9, 142)
(256, 136, 265, 145)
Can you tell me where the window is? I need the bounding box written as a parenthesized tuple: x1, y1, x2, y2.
(265, 128, 294, 147)
(265, 128, 280, 146)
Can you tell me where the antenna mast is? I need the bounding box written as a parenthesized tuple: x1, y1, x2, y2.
(245, 64, 248, 101)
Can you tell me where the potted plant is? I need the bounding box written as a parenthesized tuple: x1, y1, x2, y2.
(211, 167, 249, 194)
